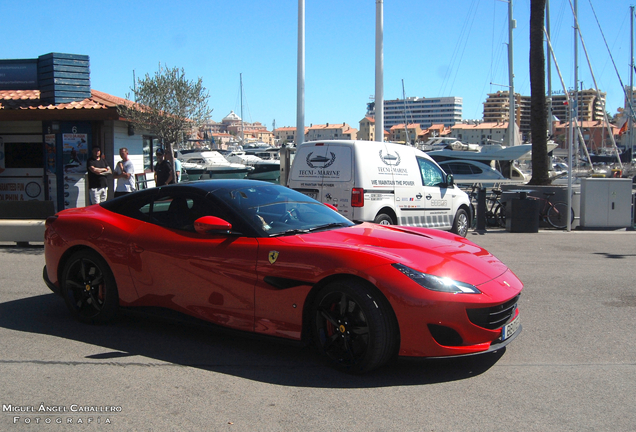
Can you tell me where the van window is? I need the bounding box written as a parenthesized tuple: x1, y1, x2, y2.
(417, 157, 445, 187)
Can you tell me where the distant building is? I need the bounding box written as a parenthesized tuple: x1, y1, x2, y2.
(418, 124, 452, 142)
(273, 126, 308, 145)
(366, 96, 462, 131)
(483, 89, 607, 142)
(388, 123, 423, 144)
(448, 122, 509, 145)
(306, 123, 358, 141)
(550, 89, 607, 123)
(357, 117, 376, 141)
(200, 111, 274, 146)
(552, 120, 620, 151)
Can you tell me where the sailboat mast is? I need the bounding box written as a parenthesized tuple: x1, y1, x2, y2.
(240, 73, 244, 146)
(630, 6, 634, 158)
(573, 0, 579, 166)
(546, 0, 553, 137)
(402, 79, 409, 145)
(508, 0, 515, 145)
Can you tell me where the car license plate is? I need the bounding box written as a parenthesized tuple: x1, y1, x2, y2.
(305, 192, 318, 199)
(502, 315, 520, 340)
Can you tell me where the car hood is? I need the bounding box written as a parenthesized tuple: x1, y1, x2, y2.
(276, 223, 510, 286)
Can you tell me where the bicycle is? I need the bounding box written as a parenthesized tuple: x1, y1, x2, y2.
(468, 186, 506, 228)
(527, 192, 574, 229)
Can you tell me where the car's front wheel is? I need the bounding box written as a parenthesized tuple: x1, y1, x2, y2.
(61, 250, 119, 324)
(311, 279, 397, 374)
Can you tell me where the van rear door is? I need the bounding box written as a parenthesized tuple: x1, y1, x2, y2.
(288, 142, 353, 217)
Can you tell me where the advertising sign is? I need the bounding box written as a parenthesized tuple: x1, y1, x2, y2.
(0, 59, 38, 90)
(0, 178, 45, 201)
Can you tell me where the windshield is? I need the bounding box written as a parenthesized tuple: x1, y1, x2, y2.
(215, 183, 354, 236)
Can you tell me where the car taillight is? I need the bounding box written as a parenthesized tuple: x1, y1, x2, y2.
(351, 188, 364, 207)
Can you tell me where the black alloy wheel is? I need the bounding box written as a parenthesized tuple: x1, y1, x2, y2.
(61, 250, 119, 324)
(312, 280, 397, 374)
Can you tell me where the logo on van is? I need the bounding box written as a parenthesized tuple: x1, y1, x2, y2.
(306, 152, 336, 169)
(379, 150, 401, 166)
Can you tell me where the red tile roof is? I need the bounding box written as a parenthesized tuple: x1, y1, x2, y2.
(0, 89, 130, 111)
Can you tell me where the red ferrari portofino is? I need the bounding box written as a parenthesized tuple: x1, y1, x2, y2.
(43, 180, 522, 373)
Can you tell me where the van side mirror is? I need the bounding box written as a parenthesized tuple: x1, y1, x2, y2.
(446, 174, 455, 187)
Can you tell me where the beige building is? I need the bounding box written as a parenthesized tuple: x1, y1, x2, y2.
(273, 126, 308, 145)
(306, 123, 358, 141)
(483, 89, 607, 141)
(357, 117, 376, 141)
(388, 123, 423, 144)
(483, 91, 526, 137)
(448, 122, 509, 145)
(418, 124, 452, 141)
(550, 89, 607, 124)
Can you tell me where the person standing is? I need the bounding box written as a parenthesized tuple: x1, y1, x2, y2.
(113, 147, 136, 197)
(154, 148, 173, 186)
(87, 147, 111, 204)
(173, 151, 182, 183)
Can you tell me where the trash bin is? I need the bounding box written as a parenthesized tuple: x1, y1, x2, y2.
(505, 192, 539, 233)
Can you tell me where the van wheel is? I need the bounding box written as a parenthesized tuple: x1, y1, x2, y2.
(373, 213, 394, 225)
(451, 208, 469, 237)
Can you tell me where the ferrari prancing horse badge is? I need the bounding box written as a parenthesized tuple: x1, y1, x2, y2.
(268, 251, 279, 264)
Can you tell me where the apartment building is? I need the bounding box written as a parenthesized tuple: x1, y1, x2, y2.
(388, 123, 423, 144)
(273, 126, 308, 145)
(550, 89, 607, 123)
(366, 96, 462, 131)
(448, 122, 509, 145)
(305, 123, 358, 141)
(483, 91, 527, 136)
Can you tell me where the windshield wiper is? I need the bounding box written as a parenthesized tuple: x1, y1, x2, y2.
(269, 228, 311, 237)
(307, 222, 351, 232)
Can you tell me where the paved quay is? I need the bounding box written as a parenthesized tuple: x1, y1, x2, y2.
(0, 229, 635, 431)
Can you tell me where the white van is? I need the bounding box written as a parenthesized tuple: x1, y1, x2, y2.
(287, 140, 472, 237)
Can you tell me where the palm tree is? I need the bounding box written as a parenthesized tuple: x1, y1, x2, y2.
(528, 0, 550, 185)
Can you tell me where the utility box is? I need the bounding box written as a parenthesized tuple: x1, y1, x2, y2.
(580, 178, 632, 228)
(505, 194, 540, 233)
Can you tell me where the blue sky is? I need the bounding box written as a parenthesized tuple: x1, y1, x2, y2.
(3, 0, 632, 130)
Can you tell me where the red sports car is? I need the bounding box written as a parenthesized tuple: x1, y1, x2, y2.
(43, 180, 522, 373)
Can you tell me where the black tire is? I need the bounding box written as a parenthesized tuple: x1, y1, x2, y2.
(311, 279, 398, 374)
(485, 210, 498, 227)
(451, 208, 469, 237)
(61, 250, 119, 324)
(373, 213, 394, 225)
(494, 203, 506, 228)
(546, 202, 573, 229)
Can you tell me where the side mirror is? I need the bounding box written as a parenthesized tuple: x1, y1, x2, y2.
(194, 216, 232, 234)
(446, 174, 455, 187)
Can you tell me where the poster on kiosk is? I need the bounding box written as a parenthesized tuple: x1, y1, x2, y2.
(62, 133, 88, 208)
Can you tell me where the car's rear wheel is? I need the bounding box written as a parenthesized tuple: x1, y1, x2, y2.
(451, 208, 469, 237)
(311, 280, 397, 374)
(61, 250, 119, 324)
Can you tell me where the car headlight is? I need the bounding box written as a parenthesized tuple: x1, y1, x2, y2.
(392, 263, 481, 294)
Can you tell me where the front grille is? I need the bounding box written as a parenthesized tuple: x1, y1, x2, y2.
(466, 295, 519, 330)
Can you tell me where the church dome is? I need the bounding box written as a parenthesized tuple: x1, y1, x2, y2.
(222, 110, 241, 123)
